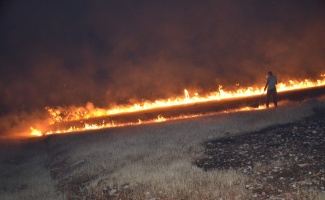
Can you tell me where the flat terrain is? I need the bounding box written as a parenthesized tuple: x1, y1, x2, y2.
(1, 97, 325, 199)
(197, 109, 325, 199)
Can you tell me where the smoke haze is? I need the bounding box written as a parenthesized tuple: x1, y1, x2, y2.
(1, 0, 325, 115)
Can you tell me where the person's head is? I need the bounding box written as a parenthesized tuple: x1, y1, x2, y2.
(268, 71, 273, 76)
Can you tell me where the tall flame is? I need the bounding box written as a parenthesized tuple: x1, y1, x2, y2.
(30, 75, 325, 136)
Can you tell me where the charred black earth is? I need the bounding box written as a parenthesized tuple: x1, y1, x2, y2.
(196, 108, 325, 199)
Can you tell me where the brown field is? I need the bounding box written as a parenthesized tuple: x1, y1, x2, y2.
(1, 96, 325, 199)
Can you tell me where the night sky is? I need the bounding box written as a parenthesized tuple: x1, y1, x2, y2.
(1, 0, 325, 115)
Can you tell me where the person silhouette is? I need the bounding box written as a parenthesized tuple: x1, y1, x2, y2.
(264, 71, 277, 108)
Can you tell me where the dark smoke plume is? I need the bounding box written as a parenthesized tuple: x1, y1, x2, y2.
(1, 0, 325, 118)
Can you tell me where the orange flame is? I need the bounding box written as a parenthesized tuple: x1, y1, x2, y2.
(30, 127, 43, 137)
(30, 74, 325, 137)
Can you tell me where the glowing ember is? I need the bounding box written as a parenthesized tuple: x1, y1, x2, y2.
(29, 75, 325, 137)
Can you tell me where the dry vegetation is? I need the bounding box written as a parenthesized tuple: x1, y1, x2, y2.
(1, 97, 325, 199)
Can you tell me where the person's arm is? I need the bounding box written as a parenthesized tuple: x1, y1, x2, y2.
(275, 76, 277, 85)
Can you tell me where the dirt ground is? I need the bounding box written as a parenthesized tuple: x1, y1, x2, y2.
(196, 108, 325, 199)
(1, 102, 325, 199)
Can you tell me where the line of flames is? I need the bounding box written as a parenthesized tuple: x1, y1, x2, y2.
(30, 74, 325, 137)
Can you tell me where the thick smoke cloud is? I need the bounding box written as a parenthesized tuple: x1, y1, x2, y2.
(1, 0, 325, 115)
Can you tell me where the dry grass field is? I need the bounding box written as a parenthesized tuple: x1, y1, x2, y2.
(1, 97, 325, 199)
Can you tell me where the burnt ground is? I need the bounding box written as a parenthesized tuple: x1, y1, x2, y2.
(196, 107, 325, 199)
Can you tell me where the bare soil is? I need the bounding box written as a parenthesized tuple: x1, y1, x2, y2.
(196, 108, 325, 199)
(2, 101, 324, 199)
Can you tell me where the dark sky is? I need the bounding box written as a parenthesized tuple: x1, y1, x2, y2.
(1, 0, 325, 115)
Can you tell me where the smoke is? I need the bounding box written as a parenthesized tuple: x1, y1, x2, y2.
(1, 0, 325, 118)
(0, 109, 49, 138)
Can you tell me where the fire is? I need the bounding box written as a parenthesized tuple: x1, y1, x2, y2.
(30, 127, 43, 137)
(155, 115, 166, 122)
(29, 74, 325, 137)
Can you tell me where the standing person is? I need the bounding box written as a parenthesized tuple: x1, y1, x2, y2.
(264, 71, 277, 108)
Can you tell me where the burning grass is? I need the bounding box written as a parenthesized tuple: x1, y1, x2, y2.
(0, 97, 325, 199)
(25, 75, 325, 137)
